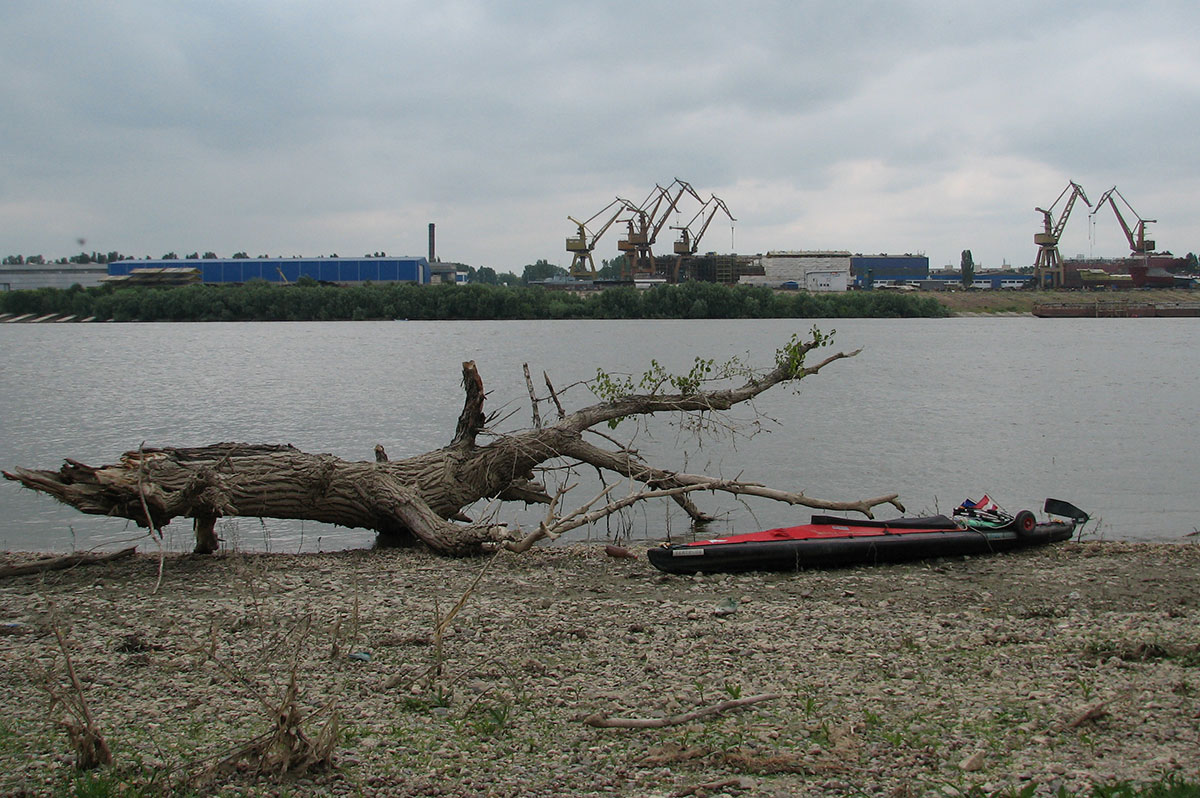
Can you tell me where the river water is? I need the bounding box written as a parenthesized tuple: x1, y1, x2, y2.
(2, 318, 1197, 553)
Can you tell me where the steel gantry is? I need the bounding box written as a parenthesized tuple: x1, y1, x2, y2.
(565, 198, 627, 279)
(1090, 186, 1156, 256)
(670, 194, 736, 281)
(1033, 180, 1091, 289)
(616, 178, 704, 279)
(567, 179, 733, 281)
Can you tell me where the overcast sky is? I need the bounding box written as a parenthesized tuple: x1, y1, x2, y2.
(3, 1, 1198, 272)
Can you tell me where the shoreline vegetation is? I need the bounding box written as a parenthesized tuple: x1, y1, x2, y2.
(3, 281, 1196, 323)
(4, 281, 946, 322)
(0, 541, 1197, 796)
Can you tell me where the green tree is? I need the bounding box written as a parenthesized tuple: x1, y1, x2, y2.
(598, 255, 626, 280)
(960, 250, 975, 288)
(521, 259, 565, 285)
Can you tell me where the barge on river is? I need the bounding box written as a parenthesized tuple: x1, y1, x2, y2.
(1033, 301, 1200, 318)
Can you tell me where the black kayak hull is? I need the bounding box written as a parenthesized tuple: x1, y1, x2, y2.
(646, 521, 1075, 574)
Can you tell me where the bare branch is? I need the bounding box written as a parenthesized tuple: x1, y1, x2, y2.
(0, 547, 136, 579)
(452, 360, 486, 447)
(555, 437, 902, 519)
(559, 345, 861, 433)
(522, 363, 542, 429)
(543, 370, 566, 419)
(583, 692, 781, 728)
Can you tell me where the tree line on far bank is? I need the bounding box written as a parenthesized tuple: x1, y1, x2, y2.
(0, 280, 949, 322)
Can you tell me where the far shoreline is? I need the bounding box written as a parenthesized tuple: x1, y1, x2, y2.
(932, 286, 1198, 315)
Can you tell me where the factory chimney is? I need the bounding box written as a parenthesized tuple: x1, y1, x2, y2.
(428, 223, 436, 263)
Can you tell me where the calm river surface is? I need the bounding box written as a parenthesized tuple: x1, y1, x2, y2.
(2, 318, 1197, 553)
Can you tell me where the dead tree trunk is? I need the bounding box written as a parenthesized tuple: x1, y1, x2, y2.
(4, 336, 903, 555)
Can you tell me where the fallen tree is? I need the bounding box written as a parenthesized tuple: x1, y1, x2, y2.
(4, 330, 903, 555)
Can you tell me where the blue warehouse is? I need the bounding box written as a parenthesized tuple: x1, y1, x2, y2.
(850, 255, 929, 288)
(107, 256, 431, 285)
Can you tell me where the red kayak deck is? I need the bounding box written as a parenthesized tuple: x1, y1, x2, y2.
(689, 515, 962, 546)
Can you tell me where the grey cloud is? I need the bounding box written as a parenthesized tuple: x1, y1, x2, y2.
(2, 1, 1198, 269)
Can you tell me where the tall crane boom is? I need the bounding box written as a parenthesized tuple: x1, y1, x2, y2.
(1032, 180, 1090, 289)
(618, 178, 704, 278)
(1090, 186, 1156, 255)
(673, 195, 735, 256)
(566, 198, 629, 278)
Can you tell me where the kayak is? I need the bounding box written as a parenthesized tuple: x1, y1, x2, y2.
(646, 497, 1087, 574)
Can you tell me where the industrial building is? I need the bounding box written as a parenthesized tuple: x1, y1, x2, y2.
(106, 256, 431, 285)
(1059, 256, 1191, 289)
(740, 251, 852, 291)
(850, 255, 929, 288)
(924, 271, 1032, 290)
(0, 263, 107, 291)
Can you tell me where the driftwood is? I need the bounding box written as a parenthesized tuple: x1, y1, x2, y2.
(582, 692, 782, 728)
(4, 335, 903, 556)
(1061, 691, 1132, 730)
(0, 546, 137, 578)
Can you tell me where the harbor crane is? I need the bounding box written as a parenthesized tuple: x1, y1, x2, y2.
(617, 178, 704, 278)
(1033, 180, 1091, 289)
(672, 194, 735, 256)
(670, 194, 736, 281)
(566, 198, 627, 279)
(1090, 186, 1156, 256)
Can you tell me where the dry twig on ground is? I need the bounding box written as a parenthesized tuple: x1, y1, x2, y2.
(0, 547, 136, 578)
(583, 693, 782, 728)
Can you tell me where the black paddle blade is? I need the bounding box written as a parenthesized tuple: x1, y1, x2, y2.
(1044, 498, 1089, 523)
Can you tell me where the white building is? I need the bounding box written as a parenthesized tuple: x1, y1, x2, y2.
(0, 263, 107, 291)
(740, 250, 851, 291)
(805, 269, 849, 292)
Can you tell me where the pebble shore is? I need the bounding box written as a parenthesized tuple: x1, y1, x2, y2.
(1, 540, 1198, 796)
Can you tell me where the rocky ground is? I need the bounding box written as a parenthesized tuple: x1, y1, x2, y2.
(1, 540, 1198, 797)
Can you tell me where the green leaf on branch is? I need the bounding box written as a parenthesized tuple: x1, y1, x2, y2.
(775, 327, 835, 380)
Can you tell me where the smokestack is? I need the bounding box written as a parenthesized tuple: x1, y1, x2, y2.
(428, 223, 436, 263)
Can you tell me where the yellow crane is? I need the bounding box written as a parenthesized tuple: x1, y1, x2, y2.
(617, 178, 704, 278)
(670, 194, 736, 282)
(566, 198, 627, 279)
(1033, 180, 1091, 289)
(672, 194, 735, 256)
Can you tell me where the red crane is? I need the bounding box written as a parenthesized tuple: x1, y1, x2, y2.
(1032, 180, 1090, 289)
(1090, 186, 1156, 255)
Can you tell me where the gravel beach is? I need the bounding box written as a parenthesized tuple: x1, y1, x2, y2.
(1, 541, 1197, 796)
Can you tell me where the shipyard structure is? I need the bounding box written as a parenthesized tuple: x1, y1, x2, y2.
(734, 252, 930, 291)
(103, 256, 431, 286)
(0, 263, 108, 291)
